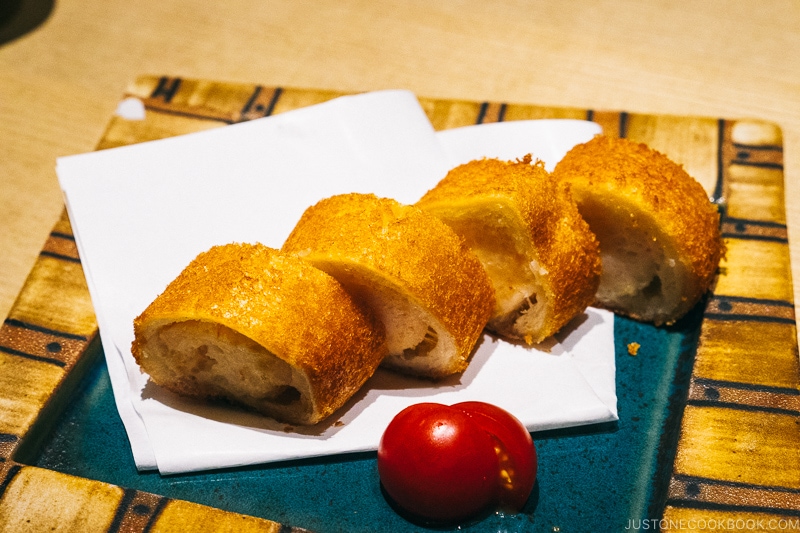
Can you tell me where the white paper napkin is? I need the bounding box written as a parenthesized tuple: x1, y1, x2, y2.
(57, 90, 614, 475)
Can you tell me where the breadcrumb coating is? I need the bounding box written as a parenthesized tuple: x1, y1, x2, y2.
(282, 193, 495, 376)
(553, 135, 724, 324)
(416, 155, 602, 343)
(132, 243, 387, 425)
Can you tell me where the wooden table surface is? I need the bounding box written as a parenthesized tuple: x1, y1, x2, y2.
(1, 0, 799, 324)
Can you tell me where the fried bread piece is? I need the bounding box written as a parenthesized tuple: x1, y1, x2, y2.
(552, 135, 724, 325)
(416, 155, 602, 344)
(132, 243, 387, 425)
(282, 193, 495, 379)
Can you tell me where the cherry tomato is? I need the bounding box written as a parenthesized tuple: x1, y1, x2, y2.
(377, 401, 537, 524)
(453, 401, 538, 512)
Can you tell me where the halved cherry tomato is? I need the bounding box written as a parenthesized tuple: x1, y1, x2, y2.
(453, 401, 538, 512)
(377, 401, 537, 524)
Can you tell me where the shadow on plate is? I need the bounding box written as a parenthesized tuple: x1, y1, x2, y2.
(0, 0, 55, 45)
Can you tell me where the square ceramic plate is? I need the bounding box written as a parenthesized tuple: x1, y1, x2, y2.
(1, 76, 798, 532)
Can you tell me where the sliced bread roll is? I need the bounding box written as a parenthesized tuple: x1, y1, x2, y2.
(131, 243, 387, 425)
(552, 135, 724, 325)
(282, 193, 495, 379)
(416, 155, 602, 344)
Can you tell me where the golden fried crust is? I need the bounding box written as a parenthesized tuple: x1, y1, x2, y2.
(132, 243, 387, 423)
(281, 193, 495, 368)
(552, 135, 724, 321)
(417, 156, 602, 341)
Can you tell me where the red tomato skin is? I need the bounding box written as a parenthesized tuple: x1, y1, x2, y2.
(377, 403, 499, 523)
(452, 401, 538, 511)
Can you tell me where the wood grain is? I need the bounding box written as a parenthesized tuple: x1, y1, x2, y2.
(0, 75, 796, 530)
(1, 1, 800, 327)
(1, 1, 799, 530)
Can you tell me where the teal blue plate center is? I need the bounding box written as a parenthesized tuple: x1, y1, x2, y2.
(32, 310, 702, 532)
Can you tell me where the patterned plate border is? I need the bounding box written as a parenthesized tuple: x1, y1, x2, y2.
(0, 76, 797, 531)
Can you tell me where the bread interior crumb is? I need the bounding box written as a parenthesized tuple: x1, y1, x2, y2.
(433, 203, 548, 342)
(144, 320, 312, 419)
(578, 196, 687, 323)
(315, 264, 458, 379)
